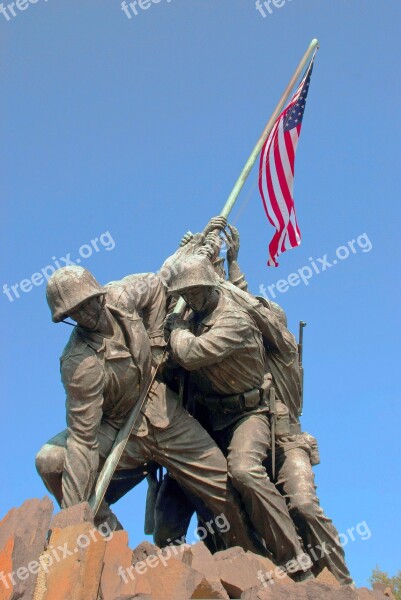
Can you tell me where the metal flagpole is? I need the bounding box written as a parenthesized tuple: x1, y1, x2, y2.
(220, 38, 319, 219)
(89, 39, 319, 515)
(173, 37, 319, 313)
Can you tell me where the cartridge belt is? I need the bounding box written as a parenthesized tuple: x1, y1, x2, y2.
(201, 387, 263, 414)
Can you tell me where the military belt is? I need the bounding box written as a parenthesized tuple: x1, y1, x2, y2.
(201, 387, 264, 414)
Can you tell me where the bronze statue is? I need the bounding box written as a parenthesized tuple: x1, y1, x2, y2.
(155, 219, 352, 584)
(163, 253, 310, 577)
(261, 301, 353, 585)
(33, 217, 353, 586)
(34, 265, 262, 552)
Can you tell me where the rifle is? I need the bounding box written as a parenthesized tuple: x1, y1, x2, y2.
(298, 321, 306, 417)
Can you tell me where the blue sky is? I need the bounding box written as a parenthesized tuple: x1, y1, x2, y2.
(1, 0, 400, 588)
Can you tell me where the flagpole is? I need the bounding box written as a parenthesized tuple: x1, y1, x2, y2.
(88, 41, 320, 515)
(172, 39, 319, 314)
(220, 38, 319, 219)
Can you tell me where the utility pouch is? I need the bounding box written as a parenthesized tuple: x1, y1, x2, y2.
(275, 402, 290, 435)
(243, 388, 261, 409)
(303, 432, 320, 466)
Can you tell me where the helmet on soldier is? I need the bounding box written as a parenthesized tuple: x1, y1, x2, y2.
(46, 266, 106, 323)
(167, 255, 218, 295)
(255, 296, 288, 328)
(270, 302, 288, 328)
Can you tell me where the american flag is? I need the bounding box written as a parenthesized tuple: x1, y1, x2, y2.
(259, 56, 315, 267)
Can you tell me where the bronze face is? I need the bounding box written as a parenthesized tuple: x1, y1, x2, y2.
(68, 296, 104, 330)
(181, 286, 214, 313)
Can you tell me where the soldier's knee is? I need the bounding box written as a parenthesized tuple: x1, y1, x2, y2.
(291, 498, 318, 522)
(35, 447, 47, 477)
(35, 444, 64, 478)
(228, 457, 264, 490)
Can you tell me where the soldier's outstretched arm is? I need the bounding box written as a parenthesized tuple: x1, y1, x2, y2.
(224, 224, 248, 291)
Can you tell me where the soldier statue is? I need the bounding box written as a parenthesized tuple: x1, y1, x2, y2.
(161, 252, 311, 578)
(35, 265, 261, 552)
(154, 218, 352, 584)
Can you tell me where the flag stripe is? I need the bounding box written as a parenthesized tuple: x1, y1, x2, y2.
(258, 57, 314, 266)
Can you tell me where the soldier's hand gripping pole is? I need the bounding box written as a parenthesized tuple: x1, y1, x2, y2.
(298, 321, 306, 417)
(173, 38, 319, 316)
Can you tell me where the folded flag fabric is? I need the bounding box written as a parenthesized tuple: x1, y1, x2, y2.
(259, 56, 315, 266)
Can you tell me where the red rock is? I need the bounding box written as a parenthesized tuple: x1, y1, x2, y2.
(132, 540, 161, 565)
(214, 546, 292, 598)
(357, 588, 376, 599)
(131, 547, 206, 600)
(215, 546, 246, 561)
(241, 583, 308, 599)
(191, 578, 231, 599)
(316, 567, 341, 588)
(241, 580, 358, 599)
(245, 551, 294, 587)
(299, 581, 358, 599)
(132, 540, 221, 598)
(372, 583, 396, 599)
(51, 502, 94, 529)
(0, 537, 14, 600)
(180, 542, 229, 598)
(113, 595, 151, 600)
(0, 497, 53, 600)
(101, 530, 151, 600)
(40, 522, 106, 600)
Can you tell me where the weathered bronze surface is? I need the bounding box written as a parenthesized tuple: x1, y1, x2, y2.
(35, 219, 352, 585)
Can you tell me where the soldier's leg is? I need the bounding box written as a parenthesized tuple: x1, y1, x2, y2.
(35, 426, 150, 524)
(226, 414, 306, 567)
(105, 466, 157, 506)
(95, 425, 152, 528)
(275, 446, 353, 585)
(35, 430, 68, 505)
(153, 473, 227, 551)
(153, 474, 195, 547)
(148, 402, 265, 554)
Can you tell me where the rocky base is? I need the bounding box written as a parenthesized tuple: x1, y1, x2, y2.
(0, 498, 395, 600)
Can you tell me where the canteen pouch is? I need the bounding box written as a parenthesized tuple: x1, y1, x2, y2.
(303, 432, 320, 466)
(275, 402, 290, 435)
(243, 388, 261, 409)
